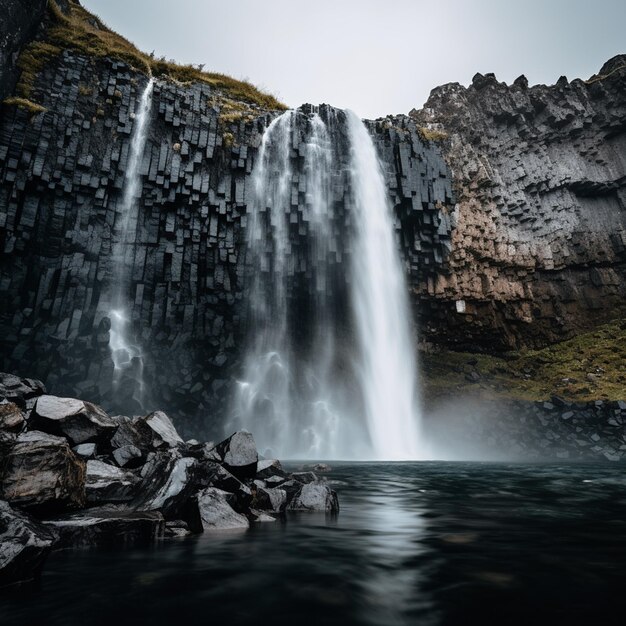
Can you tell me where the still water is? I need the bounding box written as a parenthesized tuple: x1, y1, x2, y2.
(2, 462, 626, 625)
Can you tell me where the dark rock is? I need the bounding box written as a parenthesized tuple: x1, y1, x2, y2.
(142, 411, 184, 448)
(292, 472, 319, 484)
(112, 444, 143, 468)
(164, 520, 192, 537)
(0, 500, 56, 588)
(43, 506, 165, 548)
(1, 431, 86, 513)
(30, 395, 118, 445)
(256, 458, 285, 480)
(131, 451, 197, 520)
(195, 487, 249, 531)
(287, 482, 339, 513)
(85, 460, 140, 504)
(0, 402, 24, 432)
(110, 416, 151, 450)
(72, 443, 97, 458)
(215, 431, 258, 480)
(0, 373, 46, 409)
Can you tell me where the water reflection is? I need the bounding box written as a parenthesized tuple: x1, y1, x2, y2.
(2, 462, 626, 626)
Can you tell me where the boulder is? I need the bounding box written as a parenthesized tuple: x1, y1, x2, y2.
(142, 411, 184, 448)
(215, 431, 258, 480)
(1, 431, 86, 513)
(30, 395, 118, 445)
(0, 500, 56, 588)
(132, 451, 197, 520)
(292, 471, 318, 484)
(195, 487, 249, 531)
(164, 520, 192, 537)
(287, 482, 339, 513)
(256, 458, 285, 480)
(0, 373, 46, 409)
(110, 415, 151, 450)
(112, 444, 143, 468)
(194, 460, 252, 512)
(0, 401, 24, 433)
(43, 506, 165, 548)
(72, 443, 96, 458)
(85, 460, 140, 504)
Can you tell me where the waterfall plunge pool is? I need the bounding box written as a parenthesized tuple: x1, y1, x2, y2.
(2, 461, 625, 626)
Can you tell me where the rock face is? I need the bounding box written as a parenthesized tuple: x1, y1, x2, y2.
(411, 55, 626, 350)
(1, 431, 86, 513)
(0, 42, 453, 435)
(0, 500, 56, 588)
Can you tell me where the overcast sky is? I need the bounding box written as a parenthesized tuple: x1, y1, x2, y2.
(83, 0, 625, 119)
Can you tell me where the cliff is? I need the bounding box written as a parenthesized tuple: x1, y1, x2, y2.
(0, 1, 624, 431)
(412, 56, 626, 351)
(0, 1, 453, 435)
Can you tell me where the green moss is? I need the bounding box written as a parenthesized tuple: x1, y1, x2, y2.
(423, 317, 626, 403)
(16, 1, 286, 111)
(2, 97, 46, 115)
(417, 127, 449, 142)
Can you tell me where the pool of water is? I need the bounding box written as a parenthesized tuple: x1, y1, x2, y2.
(2, 462, 626, 625)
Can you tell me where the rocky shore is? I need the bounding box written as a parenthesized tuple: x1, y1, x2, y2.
(0, 371, 339, 589)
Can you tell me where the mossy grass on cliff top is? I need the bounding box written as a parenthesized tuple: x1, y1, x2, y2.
(17, 0, 285, 112)
(423, 318, 626, 404)
(2, 97, 47, 115)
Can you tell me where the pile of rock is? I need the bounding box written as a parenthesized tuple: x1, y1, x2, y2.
(0, 372, 339, 587)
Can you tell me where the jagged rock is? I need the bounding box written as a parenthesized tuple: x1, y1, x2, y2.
(215, 431, 258, 480)
(1, 431, 86, 513)
(85, 460, 140, 504)
(292, 472, 318, 484)
(249, 509, 277, 523)
(0, 500, 56, 588)
(43, 506, 165, 548)
(164, 520, 192, 537)
(0, 373, 46, 409)
(195, 487, 249, 531)
(0, 402, 24, 432)
(287, 482, 339, 513)
(256, 458, 285, 480)
(112, 444, 143, 468)
(142, 411, 184, 448)
(72, 443, 97, 458)
(132, 451, 197, 519)
(195, 461, 252, 512)
(30, 395, 118, 445)
(110, 416, 151, 450)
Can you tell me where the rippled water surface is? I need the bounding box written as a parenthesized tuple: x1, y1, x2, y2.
(2, 462, 626, 625)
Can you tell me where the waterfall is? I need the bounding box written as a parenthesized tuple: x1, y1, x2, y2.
(345, 111, 421, 460)
(233, 106, 421, 460)
(108, 77, 154, 411)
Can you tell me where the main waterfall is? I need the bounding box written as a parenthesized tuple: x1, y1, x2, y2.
(232, 106, 422, 460)
(107, 77, 154, 412)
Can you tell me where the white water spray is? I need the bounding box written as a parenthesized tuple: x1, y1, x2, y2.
(108, 78, 154, 409)
(234, 107, 422, 460)
(346, 110, 421, 460)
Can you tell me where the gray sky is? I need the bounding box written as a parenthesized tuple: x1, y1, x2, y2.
(83, 0, 625, 119)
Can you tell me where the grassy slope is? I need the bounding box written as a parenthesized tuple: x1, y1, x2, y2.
(14, 0, 286, 113)
(423, 317, 626, 403)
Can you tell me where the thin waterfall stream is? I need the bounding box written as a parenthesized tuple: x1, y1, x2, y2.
(107, 77, 154, 411)
(232, 107, 422, 460)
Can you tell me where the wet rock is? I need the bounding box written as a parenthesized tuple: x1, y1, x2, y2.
(1, 431, 86, 513)
(44, 506, 165, 548)
(195, 461, 252, 512)
(73, 443, 96, 458)
(164, 520, 192, 537)
(287, 482, 339, 513)
(0, 500, 56, 588)
(292, 472, 319, 484)
(85, 460, 140, 504)
(249, 509, 277, 523)
(0, 402, 24, 433)
(215, 431, 258, 480)
(132, 451, 197, 520)
(112, 444, 143, 468)
(142, 411, 184, 448)
(256, 458, 285, 480)
(30, 395, 118, 445)
(195, 487, 249, 531)
(0, 373, 46, 409)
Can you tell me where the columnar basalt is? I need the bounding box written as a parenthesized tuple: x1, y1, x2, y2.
(0, 48, 453, 434)
(411, 55, 626, 351)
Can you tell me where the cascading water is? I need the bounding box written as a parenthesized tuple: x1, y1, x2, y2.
(107, 77, 154, 411)
(233, 106, 422, 460)
(345, 110, 421, 460)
